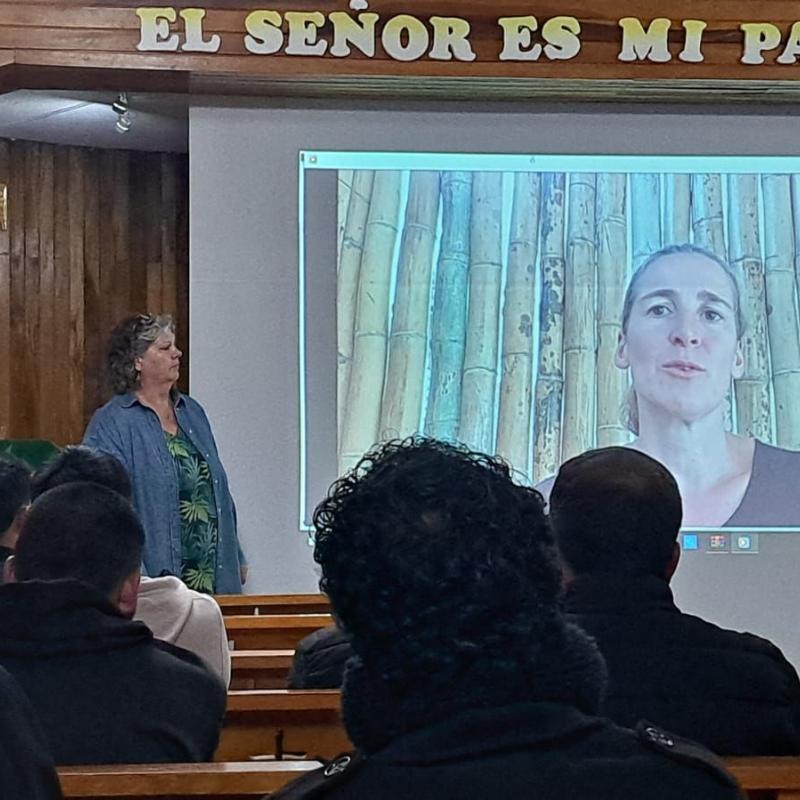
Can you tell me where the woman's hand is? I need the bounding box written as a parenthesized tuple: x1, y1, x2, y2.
(240, 564, 249, 586)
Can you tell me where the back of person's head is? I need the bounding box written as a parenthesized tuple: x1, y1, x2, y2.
(0, 457, 31, 537)
(549, 447, 682, 579)
(32, 446, 132, 502)
(14, 482, 143, 596)
(313, 437, 559, 680)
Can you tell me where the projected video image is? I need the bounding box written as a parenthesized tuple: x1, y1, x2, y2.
(321, 157, 800, 529)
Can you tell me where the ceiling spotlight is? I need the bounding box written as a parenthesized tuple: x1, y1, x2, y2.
(111, 92, 129, 116)
(115, 112, 133, 134)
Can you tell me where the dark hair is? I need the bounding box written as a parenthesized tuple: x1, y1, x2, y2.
(620, 243, 745, 435)
(313, 438, 559, 683)
(0, 457, 31, 533)
(107, 313, 175, 395)
(32, 446, 132, 502)
(549, 447, 682, 578)
(15, 482, 144, 595)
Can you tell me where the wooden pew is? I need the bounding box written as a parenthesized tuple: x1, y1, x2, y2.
(56, 757, 800, 799)
(727, 757, 800, 800)
(216, 594, 330, 616)
(217, 690, 351, 761)
(225, 615, 331, 651)
(230, 650, 294, 690)
(58, 760, 320, 798)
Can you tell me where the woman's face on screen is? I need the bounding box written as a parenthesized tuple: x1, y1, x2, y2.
(615, 252, 744, 426)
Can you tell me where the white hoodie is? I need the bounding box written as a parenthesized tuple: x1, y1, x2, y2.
(134, 576, 231, 687)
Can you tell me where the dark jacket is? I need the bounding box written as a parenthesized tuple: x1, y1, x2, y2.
(270, 702, 742, 800)
(0, 665, 62, 798)
(0, 579, 227, 765)
(273, 619, 741, 800)
(564, 573, 800, 755)
(288, 626, 351, 689)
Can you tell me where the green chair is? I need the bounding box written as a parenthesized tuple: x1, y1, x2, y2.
(0, 440, 61, 470)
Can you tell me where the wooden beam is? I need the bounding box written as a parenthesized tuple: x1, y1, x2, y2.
(3, 2, 800, 101)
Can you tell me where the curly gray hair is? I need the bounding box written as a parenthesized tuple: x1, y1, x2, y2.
(106, 314, 175, 395)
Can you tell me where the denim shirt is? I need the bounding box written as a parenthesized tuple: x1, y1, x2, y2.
(83, 392, 246, 593)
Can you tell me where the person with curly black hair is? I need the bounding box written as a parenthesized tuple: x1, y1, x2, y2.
(271, 438, 741, 800)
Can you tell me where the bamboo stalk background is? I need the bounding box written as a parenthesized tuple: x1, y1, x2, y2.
(630, 174, 661, 268)
(728, 175, 771, 441)
(380, 171, 441, 440)
(336, 170, 374, 440)
(334, 167, 800, 482)
(338, 170, 402, 474)
(595, 173, 629, 447)
(561, 173, 597, 462)
(425, 172, 472, 441)
(496, 172, 541, 482)
(459, 172, 504, 454)
(663, 175, 691, 244)
(763, 174, 800, 449)
(692, 174, 727, 258)
(532, 173, 566, 481)
(336, 169, 354, 266)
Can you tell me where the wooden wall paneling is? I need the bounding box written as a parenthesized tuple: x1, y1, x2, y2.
(57, 146, 75, 444)
(98, 149, 116, 346)
(160, 153, 178, 320)
(112, 150, 130, 327)
(0, 138, 189, 442)
(145, 152, 163, 314)
(127, 152, 148, 317)
(8, 143, 26, 439)
(40, 143, 58, 444)
(0, 140, 9, 438)
(67, 147, 85, 444)
(23, 142, 41, 437)
(174, 155, 189, 393)
(82, 151, 103, 424)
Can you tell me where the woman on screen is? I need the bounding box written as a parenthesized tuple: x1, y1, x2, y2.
(615, 243, 800, 528)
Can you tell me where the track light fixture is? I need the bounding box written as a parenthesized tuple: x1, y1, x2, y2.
(111, 92, 133, 134)
(115, 113, 133, 134)
(111, 92, 128, 116)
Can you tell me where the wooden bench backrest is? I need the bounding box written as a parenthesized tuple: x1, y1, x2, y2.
(225, 615, 331, 651)
(58, 760, 319, 798)
(55, 756, 800, 799)
(230, 650, 295, 690)
(216, 595, 330, 616)
(219, 690, 350, 761)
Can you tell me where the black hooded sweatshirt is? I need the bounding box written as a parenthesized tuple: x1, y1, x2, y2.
(0, 665, 62, 798)
(0, 579, 226, 765)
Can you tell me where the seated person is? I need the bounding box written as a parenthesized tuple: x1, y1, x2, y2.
(0, 481, 226, 764)
(288, 624, 350, 689)
(32, 445, 231, 686)
(272, 438, 740, 800)
(0, 664, 62, 798)
(551, 446, 800, 755)
(0, 457, 31, 580)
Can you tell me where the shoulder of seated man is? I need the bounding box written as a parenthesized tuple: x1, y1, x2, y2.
(632, 720, 742, 795)
(153, 639, 227, 690)
(267, 753, 363, 800)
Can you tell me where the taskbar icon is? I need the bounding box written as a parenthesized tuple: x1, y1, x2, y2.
(680, 531, 759, 554)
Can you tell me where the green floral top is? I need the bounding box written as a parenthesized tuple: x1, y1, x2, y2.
(165, 428, 219, 594)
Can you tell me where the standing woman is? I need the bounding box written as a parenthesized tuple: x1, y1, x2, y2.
(84, 314, 247, 593)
